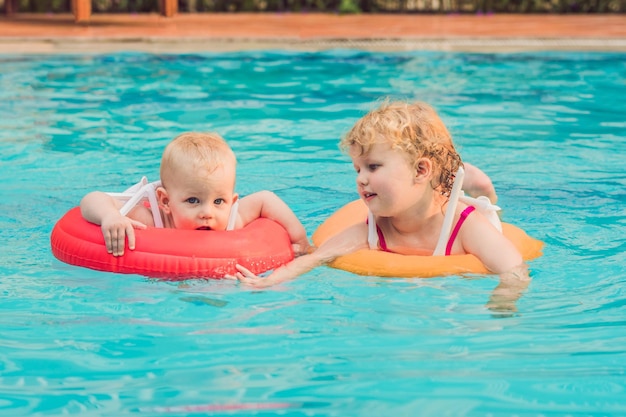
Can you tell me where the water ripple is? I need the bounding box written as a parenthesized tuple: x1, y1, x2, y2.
(1, 51, 625, 417)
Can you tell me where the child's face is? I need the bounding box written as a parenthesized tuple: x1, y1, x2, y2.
(159, 163, 237, 231)
(351, 142, 422, 216)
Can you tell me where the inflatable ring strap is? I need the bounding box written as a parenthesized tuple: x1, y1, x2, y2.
(312, 200, 543, 278)
(51, 207, 294, 280)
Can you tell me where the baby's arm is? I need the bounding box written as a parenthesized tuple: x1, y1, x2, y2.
(463, 163, 497, 204)
(80, 191, 149, 256)
(228, 222, 369, 288)
(237, 190, 310, 255)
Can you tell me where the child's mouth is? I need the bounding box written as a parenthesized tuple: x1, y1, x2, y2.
(196, 226, 212, 231)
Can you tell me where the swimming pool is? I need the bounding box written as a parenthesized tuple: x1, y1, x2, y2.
(1, 50, 625, 416)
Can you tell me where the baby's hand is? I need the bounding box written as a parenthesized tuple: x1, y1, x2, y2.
(100, 213, 147, 256)
(225, 264, 276, 288)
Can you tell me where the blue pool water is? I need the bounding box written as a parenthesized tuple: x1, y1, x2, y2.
(0, 51, 625, 416)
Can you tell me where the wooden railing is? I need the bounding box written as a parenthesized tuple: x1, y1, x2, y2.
(3, 0, 623, 21)
(4, 0, 178, 21)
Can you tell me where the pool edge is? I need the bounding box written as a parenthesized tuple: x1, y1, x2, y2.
(3, 37, 626, 54)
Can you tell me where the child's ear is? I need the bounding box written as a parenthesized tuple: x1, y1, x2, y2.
(156, 187, 171, 214)
(232, 193, 239, 204)
(414, 158, 432, 182)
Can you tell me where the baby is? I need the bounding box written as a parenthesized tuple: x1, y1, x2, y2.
(80, 132, 310, 257)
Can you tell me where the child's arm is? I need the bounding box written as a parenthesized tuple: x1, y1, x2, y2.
(80, 191, 149, 256)
(460, 211, 523, 274)
(463, 163, 497, 204)
(459, 212, 531, 312)
(227, 222, 369, 288)
(237, 190, 310, 255)
(486, 263, 531, 314)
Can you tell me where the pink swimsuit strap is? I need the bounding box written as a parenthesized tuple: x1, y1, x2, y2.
(376, 222, 389, 252)
(445, 206, 476, 256)
(369, 205, 476, 255)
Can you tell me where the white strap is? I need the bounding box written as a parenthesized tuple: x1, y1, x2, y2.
(144, 182, 164, 229)
(107, 176, 164, 228)
(367, 209, 378, 250)
(433, 166, 465, 256)
(459, 194, 502, 232)
(226, 200, 239, 231)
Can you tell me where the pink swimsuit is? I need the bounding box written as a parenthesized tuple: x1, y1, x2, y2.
(372, 206, 476, 256)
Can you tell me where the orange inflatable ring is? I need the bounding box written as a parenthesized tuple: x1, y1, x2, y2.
(312, 200, 543, 278)
(51, 207, 294, 280)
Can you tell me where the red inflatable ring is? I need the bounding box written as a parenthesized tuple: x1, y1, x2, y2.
(50, 207, 294, 280)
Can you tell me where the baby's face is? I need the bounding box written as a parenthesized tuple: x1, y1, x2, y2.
(162, 163, 237, 231)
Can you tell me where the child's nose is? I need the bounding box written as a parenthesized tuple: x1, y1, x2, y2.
(356, 170, 368, 185)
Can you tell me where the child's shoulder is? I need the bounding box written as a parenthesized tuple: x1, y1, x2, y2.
(458, 195, 502, 232)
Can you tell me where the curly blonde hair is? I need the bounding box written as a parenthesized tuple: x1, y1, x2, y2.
(340, 101, 462, 197)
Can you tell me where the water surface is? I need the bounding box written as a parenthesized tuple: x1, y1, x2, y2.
(0, 51, 625, 416)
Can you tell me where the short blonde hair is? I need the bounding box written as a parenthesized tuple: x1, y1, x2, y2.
(340, 101, 462, 197)
(160, 132, 236, 186)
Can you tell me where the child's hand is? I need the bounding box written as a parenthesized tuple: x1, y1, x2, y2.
(292, 239, 313, 257)
(100, 213, 147, 256)
(225, 264, 278, 288)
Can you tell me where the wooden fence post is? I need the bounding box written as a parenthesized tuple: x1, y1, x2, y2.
(5, 0, 18, 14)
(72, 0, 92, 22)
(160, 0, 178, 17)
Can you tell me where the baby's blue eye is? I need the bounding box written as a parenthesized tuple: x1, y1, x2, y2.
(368, 164, 380, 171)
(186, 197, 200, 204)
(214, 198, 225, 205)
